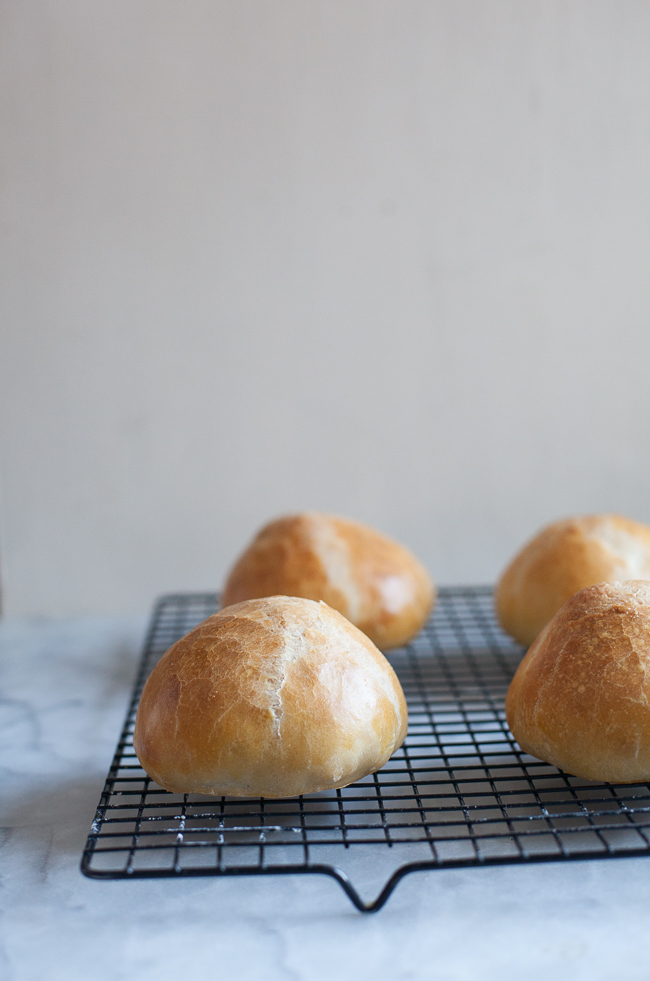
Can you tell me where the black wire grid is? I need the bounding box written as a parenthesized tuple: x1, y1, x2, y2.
(81, 586, 650, 911)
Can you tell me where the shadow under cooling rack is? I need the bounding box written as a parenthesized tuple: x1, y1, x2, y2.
(81, 587, 650, 912)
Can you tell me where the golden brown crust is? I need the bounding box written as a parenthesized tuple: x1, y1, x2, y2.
(222, 513, 435, 649)
(133, 595, 408, 798)
(496, 514, 650, 646)
(506, 580, 650, 783)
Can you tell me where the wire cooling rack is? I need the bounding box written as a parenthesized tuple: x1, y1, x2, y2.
(81, 586, 650, 911)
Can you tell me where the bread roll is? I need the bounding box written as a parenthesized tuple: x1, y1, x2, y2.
(496, 514, 650, 646)
(133, 595, 408, 798)
(506, 581, 650, 783)
(222, 513, 435, 649)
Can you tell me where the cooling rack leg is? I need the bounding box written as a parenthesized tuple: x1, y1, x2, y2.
(314, 865, 422, 913)
(308, 866, 375, 912)
(364, 863, 441, 912)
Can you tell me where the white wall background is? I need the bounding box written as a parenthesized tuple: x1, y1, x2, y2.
(1, 1, 649, 617)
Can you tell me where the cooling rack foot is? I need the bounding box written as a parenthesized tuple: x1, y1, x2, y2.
(315, 863, 435, 912)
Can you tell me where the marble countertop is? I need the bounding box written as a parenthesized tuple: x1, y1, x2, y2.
(2, 613, 650, 981)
